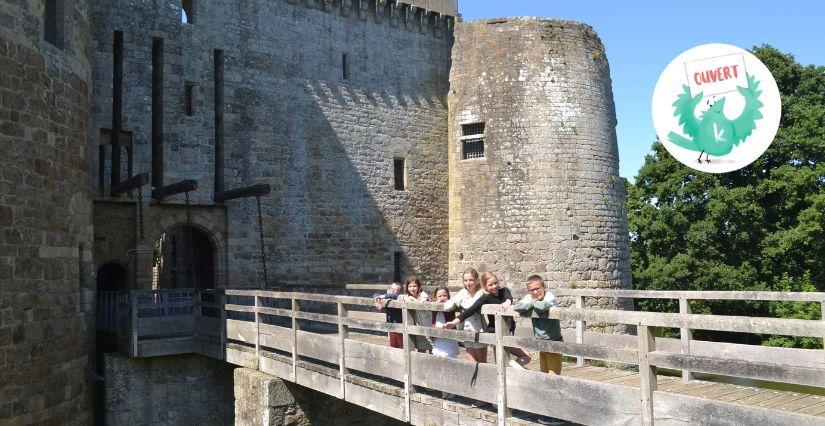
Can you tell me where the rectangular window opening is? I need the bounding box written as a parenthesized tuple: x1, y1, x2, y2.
(43, 0, 61, 48)
(393, 158, 405, 191)
(182, 0, 194, 24)
(342, 53, 349, 80)
(185, 83, 196, 116)
(393, 251, 402, 283)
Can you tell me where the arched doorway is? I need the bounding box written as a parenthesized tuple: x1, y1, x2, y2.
(96, 262, 127, 292)
(153, 224, 215, 289)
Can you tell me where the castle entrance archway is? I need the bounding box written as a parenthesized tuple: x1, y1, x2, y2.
(153, 224, 215, 290)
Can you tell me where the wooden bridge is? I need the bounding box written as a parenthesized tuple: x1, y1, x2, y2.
(96, 288, 825, 425)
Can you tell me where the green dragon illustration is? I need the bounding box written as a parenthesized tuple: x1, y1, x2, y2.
(667, 73, 764, 163)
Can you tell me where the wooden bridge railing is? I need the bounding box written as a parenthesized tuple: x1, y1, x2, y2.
(103, 288, 225, 358)
(223, 289, 825, 426)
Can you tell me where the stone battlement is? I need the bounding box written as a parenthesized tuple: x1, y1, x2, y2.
(283, 0, 457, 36)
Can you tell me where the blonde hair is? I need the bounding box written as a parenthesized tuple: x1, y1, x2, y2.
(480, 272, 499, 294)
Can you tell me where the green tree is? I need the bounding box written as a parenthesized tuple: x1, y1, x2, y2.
(627, 45, 824, 348)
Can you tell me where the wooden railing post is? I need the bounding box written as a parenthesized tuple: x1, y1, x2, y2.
(821, 300, 824, 350)
(402, 306, 413, 423)
(219, 290, 227, 360)
(254, 294, 260, 361)
(130, 290, 139, 357)
(637, 325, 656, 426)
(337, 301, 348, 399)
(575, 295, 585, 366)
(291, 297, 299, 382)
(679, 297, 693, 380)
(494, 312, 510, 426)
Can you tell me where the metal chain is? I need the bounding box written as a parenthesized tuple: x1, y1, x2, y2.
(184, 191, 192, 223)
(137, 189, 145, 243)
(256, 195, 268, 287)
(184, 191, 198, 288)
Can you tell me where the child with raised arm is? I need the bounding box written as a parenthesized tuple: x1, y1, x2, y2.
(514, 275, 563, 375)
(373, 282, 403, 348)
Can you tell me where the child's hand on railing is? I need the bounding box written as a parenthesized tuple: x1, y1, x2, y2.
(443, 318, 460, 329)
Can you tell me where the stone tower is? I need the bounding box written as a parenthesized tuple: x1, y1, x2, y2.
(0, 1, 95, 423)
(448, 18, 632, 307)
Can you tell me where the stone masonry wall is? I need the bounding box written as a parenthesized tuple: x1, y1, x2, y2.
(448, 18, 632, 322)
(0, 1, 95, 423)
(90, 1, 452, 288)
(104, 353, 235, 425)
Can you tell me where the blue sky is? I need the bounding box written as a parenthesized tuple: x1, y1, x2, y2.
(458, 0, 825, 181)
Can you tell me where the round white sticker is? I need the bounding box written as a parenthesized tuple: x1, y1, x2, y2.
(652, 44, 781, 173)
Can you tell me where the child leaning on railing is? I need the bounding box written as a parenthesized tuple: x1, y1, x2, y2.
(514, 275, 563, 375)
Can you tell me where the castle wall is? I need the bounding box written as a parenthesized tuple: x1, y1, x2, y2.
(90, 0, 452, 287)
(447, 18, 632, 317)
(0, 1, 95, 423)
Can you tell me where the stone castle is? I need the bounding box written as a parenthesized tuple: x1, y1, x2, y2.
(0, 0, 630, 423)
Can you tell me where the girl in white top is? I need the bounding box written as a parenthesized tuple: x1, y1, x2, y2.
(431, 285, 459, 358)
(443, 268, 487, 363)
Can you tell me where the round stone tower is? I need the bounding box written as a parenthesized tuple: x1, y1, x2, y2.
(448, 18, 632, 312)
(0, 1, 94, 423)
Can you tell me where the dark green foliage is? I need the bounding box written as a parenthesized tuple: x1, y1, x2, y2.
(627, 45, 824, 348)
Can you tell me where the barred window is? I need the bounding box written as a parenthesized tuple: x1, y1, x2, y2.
(462, 122, 485, 136)
(461, 122, 485, 160)
(462, 139, 485, 159)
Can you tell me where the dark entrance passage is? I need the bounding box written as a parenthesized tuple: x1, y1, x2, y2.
(154, 225, 215, 289)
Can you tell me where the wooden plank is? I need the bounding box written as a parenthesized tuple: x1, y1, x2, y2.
(494, 313, 509, 425)
(346, 310, 386, 322)
(502, 336, 638, 364)
(778, 395, 825, 413)
(488, 305, 825, 338)
(715, 386, 770, 402)
(226, 345, 256, 369)
(505, 367, 642, 424)
(296, 366, 340, 397)
(344, 381, 405, 421)
(295, 330, 338, 364)
(259, 354, 293, 379)
(796, 400, 825, 416)
(575, 295, 585, 367)
(137, 316, 193, 335)
(344, 338, 405, 382)
(337, 302, 348, 400)
(679, 297, 693, 381)
(637, 325, 656, 426)
(653, 391, 825, 425)
(402, 307, 413, 423)
(137, 337, 193, 357)
(759, 392, 809, 409)
(648, 351, 825, 388)
(551, 289, 825, 302)
(410, 400, 459, 426)
(409, 351, 498, 404)
(258, 323, 292, 353)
